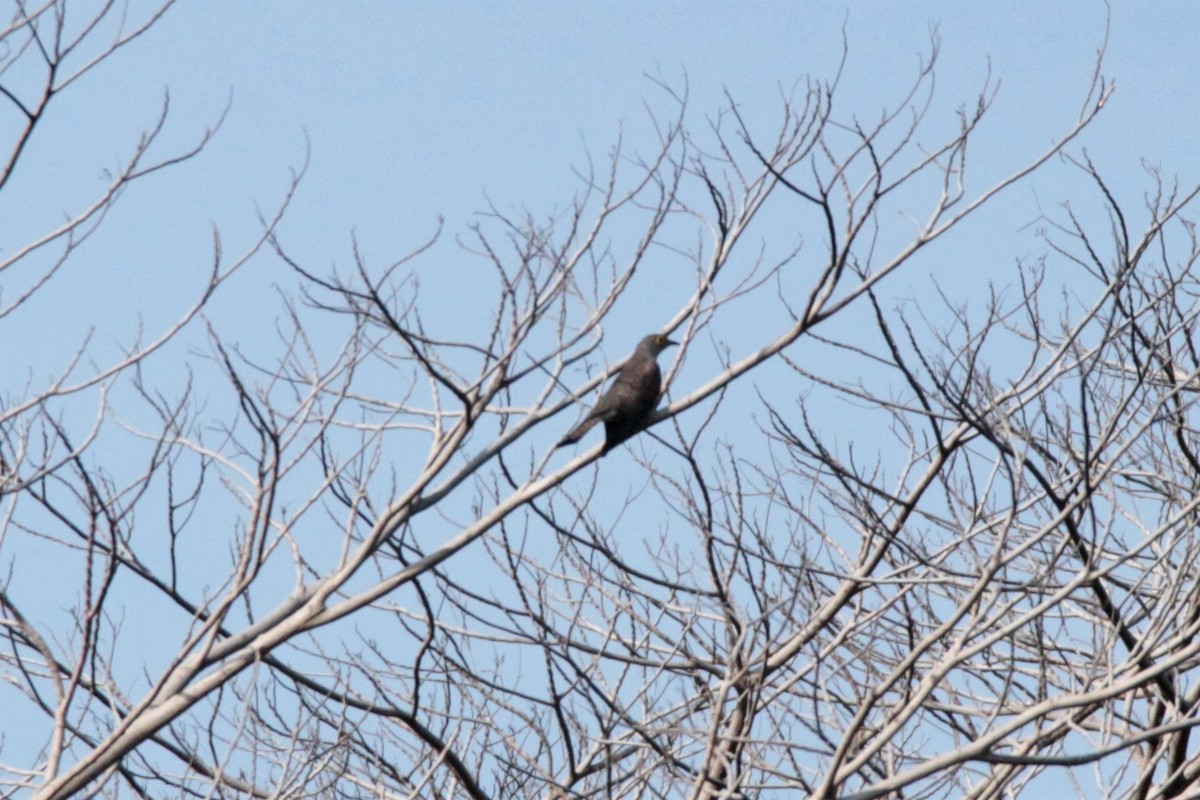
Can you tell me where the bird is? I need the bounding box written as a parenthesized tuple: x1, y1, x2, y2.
(557, 333, 677, 454)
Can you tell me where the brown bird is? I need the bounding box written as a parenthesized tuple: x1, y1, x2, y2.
(557, 333, 677, 453)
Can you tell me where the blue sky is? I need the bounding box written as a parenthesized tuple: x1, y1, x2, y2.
(4, 0, 1197, 616)
(3, 1, 1196, 382)
(2, 0, 1199, 791)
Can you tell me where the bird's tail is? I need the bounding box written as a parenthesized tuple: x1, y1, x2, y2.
(556, 417, 600, 447)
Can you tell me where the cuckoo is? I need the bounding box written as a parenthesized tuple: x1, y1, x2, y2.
(557, 333, 677, 454)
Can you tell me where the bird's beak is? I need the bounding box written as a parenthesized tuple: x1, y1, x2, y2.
(665, 339, 678, 348)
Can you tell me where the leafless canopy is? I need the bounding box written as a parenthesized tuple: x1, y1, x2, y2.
(3, 4, 1200, 800)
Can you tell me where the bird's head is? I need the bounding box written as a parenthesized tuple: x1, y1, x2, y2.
(641, 332, 678, 357)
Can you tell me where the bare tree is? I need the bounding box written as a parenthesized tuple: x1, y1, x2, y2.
(3, 4, 1199, 799)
